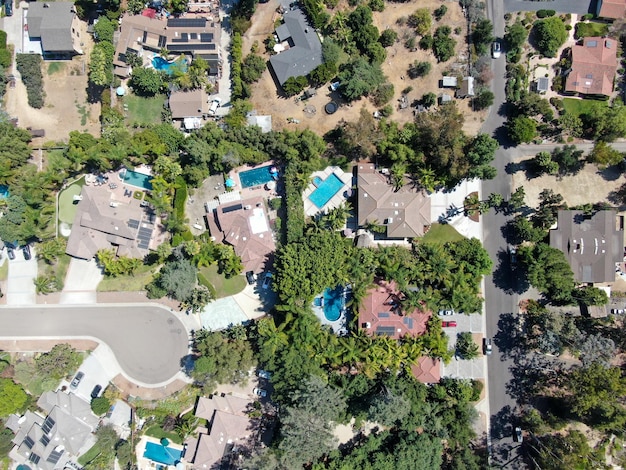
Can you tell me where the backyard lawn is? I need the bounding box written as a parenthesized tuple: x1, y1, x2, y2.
(47, 62, 65, 76)
(574, 21, 609, 39)
(123, 94, 165, 125)
(58, 176, 86, 224)
(199, 264, 246, 298)
(421, 223, 465, 244)
(562, 97, 607, 117)
(97, 264, 154, 292)
(144, 424, 183, 445)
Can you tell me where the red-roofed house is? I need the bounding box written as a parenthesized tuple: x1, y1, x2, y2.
(565, 37, 618, 97)
(358, 279, 431, 340)
(205, 196, 276, 274)
(410, 357, 441, 384)
(597, 0, 626, 19)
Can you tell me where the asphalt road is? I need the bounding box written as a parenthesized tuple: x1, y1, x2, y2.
(0, 305, 189, 385)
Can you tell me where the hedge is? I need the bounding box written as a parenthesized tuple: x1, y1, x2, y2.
(536, 9, 556, 18)
(283, 163, 306, 244)
(16, 54, 44, 108)
(0, 31, 7, 49)
(174, 175, 187, 220)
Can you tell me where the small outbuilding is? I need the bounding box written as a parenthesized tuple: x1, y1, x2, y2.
(456, 77, 475, 98)
(535, 77, 550, 94)
(442, 76, 458, 88)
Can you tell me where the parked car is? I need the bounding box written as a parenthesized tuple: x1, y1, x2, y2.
(509, 245, 517, 266)
(6, 247, 15, 260)
(22, 245, 31, 261)
(208, 97, 221, 115)
(438, 309, 454, 316)
(611, 308, 625, 314)
(514, 426, 523, 442)
(262, 272, 272, 290)
(483, 338, 493, 355)
(5, 2, 12, 17)
(258, 369, 272, 380)
(245, 271, 256, 285)
(492, 41, 501, 59)
(91, 384, 103, 399)
(70, 371, 84, 389)
(442, 321, 457, 327)
(253, 387, 267, 398)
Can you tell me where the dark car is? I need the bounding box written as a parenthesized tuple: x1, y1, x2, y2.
(91, 384, 103, 399)
(22, 245, 31, 260)
(70, 371, 84, 389)
(6, 247, 15, 260)
(5, 2, 12, 16)
(246, 271, 256, 285)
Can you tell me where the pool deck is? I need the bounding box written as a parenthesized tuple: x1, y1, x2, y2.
(303, 166, 352, 217)
(312, 287, 351, 335)
(227, 161, 280, 200)
(136, 435, 185, 470)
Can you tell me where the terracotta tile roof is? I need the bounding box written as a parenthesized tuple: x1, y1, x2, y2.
(358, 279, 431, 339)
(565, 37, 618, 96)
(410, 357, 441, 384)
(357, 163, 431, 239)
(598, 0, 626, 19)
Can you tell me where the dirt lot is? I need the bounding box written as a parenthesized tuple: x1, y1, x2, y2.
(244, 0, 486, 136)
(5, 21, 100, 143)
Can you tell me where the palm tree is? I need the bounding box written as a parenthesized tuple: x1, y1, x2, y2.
(34, 275, 55, 295)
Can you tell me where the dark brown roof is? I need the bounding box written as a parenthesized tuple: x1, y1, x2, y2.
(598, 0, 626, 18)
(357, 163, 431, 239)
(565, 37, 617, 96)
(550, 210, 623, 283)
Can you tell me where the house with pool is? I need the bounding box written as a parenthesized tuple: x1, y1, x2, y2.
(303, 166, 352, 217)
(356, 163, 431, 240)
(312, 285, 351, 335)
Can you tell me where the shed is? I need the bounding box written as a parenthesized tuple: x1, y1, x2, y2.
(442, 76, 458, 88)
(456, 77, 475, 98)
(439, 93, 452, 104)
(536, 77, 549, 93)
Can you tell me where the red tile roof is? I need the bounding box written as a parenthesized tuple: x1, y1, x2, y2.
(358, 279, 431, 340)
(598, 0, 626, 19)
(410, 357, 441, 384)
(565, 37, 618, 96)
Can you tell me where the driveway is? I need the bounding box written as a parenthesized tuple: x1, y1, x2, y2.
(61, 258, 103, 304)
(6, 247, 37, 305)
(0, 304, 189, 385)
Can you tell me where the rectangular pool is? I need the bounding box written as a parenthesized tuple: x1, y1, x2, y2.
(123, 170, 153, 190)
(239, 165, 275, 189)
(309, 173, 344, 209)
(143, 441, 182, 466)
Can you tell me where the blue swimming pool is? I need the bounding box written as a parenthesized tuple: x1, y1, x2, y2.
(152, 56, 187, 75)
(123, 170, 153, 190)
(309, 173, 345, 209)
(143, 441, 182, 466)
(239, 165, 276, 189)
(0, 185, 9, 199)
(323, 286, 345, 322)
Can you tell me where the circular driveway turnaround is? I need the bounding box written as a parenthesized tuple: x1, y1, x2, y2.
(0, 305, 189, 385)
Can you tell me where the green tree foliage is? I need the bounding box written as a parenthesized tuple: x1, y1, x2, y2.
(372, 83, 394, 107)
(588, 140, 623, 168)
(338, 58, 386, 101)
(35, 344, 81, 380)
(518, 243, 576, 303)
(581, 103, 626, 142)
(93, 16, 115, 43)
(379, 29, 398, 47)
(156, 258, 197, 301)
(530, 430, 603, 470)
(367, 391, 410, 426)
(575, 285, 608, 307)
(474, 88, 494, 110)
(432, 26, 456, 62)
(301, 0, 329, 29)
(96, 249, 142, 277)
(551, 145, 584, 176)
(129, 67, 166, 96)
(407, 60, 431, 78)
(508, 116, 537, 144)
(0, 379, 28, 416)
(533, 150, 559, 175)
(472, 18, 494, 55)
(347, 6, 380, 55)
(37, 238, 67, 265)
(16, 54, 44, 108)
(88, 42, 115, 87)
(456, 332, 479, 359)
(408, 8, 432, 35)
(421, 92, 437, 108)
(533, 17, 568, 57)
(465, 133, 498, 179)
(0, 122, 33, 185)
(126, 0, 145, 14)
(559, 113, 583, 138)
(240, 54, 266, 84)
(0, 420, 14, 457)
(434, 4, 447, 21)
(91, 396, 112, 416)
(308, 62, 337, 86)
(282, 75, 308, 96)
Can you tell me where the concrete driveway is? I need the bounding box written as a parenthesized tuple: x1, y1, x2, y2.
(68, 344, 120, 402)
(0, 304, 189, 385)
(6, 246, 37, 305)
(61, 258, 103, 304)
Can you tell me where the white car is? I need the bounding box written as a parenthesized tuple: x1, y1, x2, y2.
(492, 41, 501, 59)
(253, 387, 267, 398)
(438, 309, 455, 316)
(258, 369, 272, 380)
(208, 97, 221, 115)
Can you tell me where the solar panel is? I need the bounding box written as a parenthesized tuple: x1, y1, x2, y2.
(23, 436, 35, 449)
(200, 33, 213, 42)
(403, 317, 414, 329)
(29, 453, 41, 464)
(168, 43, 216, 51)
(158, 35, 167, 48)
(128, 219, 140, 229)
(222, 203, 243, 213)
(42, 416, 55, 434)
(40, 434, 50, 446)
(376, 326, 396, 336)
(190, 33, 198, 40)
(377, 312, 390, 318)
(47, 449, 64, 464)
(167, 18, 206, 28)
(138, 241, 149, 249)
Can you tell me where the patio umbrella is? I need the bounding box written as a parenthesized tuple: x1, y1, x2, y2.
(225, 178, 235, 188)
(266, 180, 276, 190)
(116, 86, 126, 96)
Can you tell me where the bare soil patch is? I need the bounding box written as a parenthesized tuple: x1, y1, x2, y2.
(243, 0, 486, 136)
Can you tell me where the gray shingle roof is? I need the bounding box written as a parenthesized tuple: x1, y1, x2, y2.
(28, 2, 77, 53)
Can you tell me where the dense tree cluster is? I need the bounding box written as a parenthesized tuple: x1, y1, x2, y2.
(16, 54, 44, 108)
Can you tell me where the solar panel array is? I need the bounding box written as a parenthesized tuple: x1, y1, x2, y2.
(167, 18, 206, 28)
(377, 312, 390, 318)
(137, 225, 153, 250)
(376, 326, 396, 336)
(403, 317, 414, 329)
(40, 433, 50, 446)
(47, 449, 64, 464)
(42, 416, 56, 435)
(29, 453, 41, 464)
(200, 33, 213, 42)
(128, 219, 140, 229)
(168, 43, 216, 51)
(23, 436, 35, 449)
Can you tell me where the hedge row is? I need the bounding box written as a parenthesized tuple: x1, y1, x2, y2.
(536, 9, 556, 18)
(230, 33, 249, 101)
(16, 54, 44, 108)
(283, 163, 305, 244)
(0, 30, 10, 70)
(174, 175, 187, 220)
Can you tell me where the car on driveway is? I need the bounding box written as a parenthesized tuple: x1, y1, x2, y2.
(442, 321, 457, 327)
(611, 308, 625, 314)
(253, 387, 267, 398)
(492, 41, 501, 59)
(509, 245, 517, 266)
(246, 271, 256, 285)
(483, 338, 493, 355)
(514, 426, 523, 442)
(91, 384, 102, 399)
(70, 371, 84, 389)
(258, 369, 271, 379)
(6, 247, 15, 260)
(438, 309, 454, 316)
(262, 272, 272, 289)
(22, 245, 31, 261)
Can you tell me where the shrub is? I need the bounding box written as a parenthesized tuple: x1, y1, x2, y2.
(379, 29, 398, 47)
(536, 9, 556, 18)
(419, 34, 433, 50)
(16, 54, 44, 108)
(434, 4, 447, 21)
(408, 61, 431, 79)
(372, 83, 394, 107)
(0, 30, 6, 49)
(369, 0, 384, 12)
(174, 176, 187, 220)
(432, 26, 456, 62)
(474, 89, 494, 110)
(0, 49, 11, 68)
(91, 396, 111, 416)
(533, 17, 568, 58)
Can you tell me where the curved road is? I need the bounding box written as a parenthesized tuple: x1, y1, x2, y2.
(0, 305, 189, 385)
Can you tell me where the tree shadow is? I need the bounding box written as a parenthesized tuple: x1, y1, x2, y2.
(491, 248, 530, 295)
(491, 405, 515, 440)
(86, 81, 105, 105)
(597, 164, 623, 182)
(505, 160, 525, 175)
(506, 355, 561, 405)
(493, 312, 527, 361)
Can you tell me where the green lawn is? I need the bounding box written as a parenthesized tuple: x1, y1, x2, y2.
(422, 223, 465, 244)
(97, 264, 154, 292)
(562, 97, 607, 117)
(574, 21, 609, 39)
(77, 443, 101, 466)
(124, 94, 165, 125)
(144, 424, 183, 445)
(47, 62, 65, 76)
(199, 264, 246, 298)
(58, 176, 86, 224)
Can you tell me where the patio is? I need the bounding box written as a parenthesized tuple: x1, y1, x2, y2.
(302, 166, 352, 217)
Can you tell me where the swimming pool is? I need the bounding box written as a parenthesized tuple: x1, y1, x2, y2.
(323, 286, 345, 322)
(143, 441, 182, 466)
(123, 170, 153, 190)
(0, 185, 9, 199)
(239, 165, 275, 189)
(309, 173, 345, 209)
(152, 56, 187, 75)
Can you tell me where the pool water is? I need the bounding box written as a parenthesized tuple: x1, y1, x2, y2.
(239, 165, 275, 189)
(123, 170, 153, 190)
(143, 441, 182, 466)
(323, 286, 345, 322)
(152, 56, 187, 75)
(0, 185, 9, 199)
(309, 173, 345, 209)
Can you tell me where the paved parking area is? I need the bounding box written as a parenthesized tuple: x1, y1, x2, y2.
(64, 344, 118, 402)
(6, 247, 37, 305)
(441, 312, 487, 379)
(430, 179, 482, 240)
(60, 258, 103, 304)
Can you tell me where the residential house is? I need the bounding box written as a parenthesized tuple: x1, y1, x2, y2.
(205, 196, 276, 274)
(269, 9, 323, 86)
(410, 357, 442, 384)
(456, 77, 475, 98)
(596, 0, 626, 19)
(357, 163, 431, 239)
(66, 184, 156, 260)
(7, 391, 99, 470)
(185, 394, 254, 469)
(565, 37, 617, 97)
(27, 2, 83, 59)
(168, 89, 209, 130)
(113, 15, 221, 77)
(358, 279, 431, 340)
(549, 210, 623, 283)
